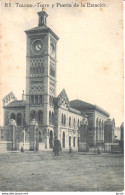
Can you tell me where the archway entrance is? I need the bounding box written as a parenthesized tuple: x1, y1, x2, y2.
(49, 130, 53, 148)
(63, 132, 65, 148)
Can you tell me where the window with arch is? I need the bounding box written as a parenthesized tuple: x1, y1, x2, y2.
(36, 67, 38, 74)
(69, 117, 71, 127)
(52, 112, 54, 125)
(17, 113, 22, 126)
(64, 115, 66, 126)
(49, 111, 52, 125)
(62, 114, 63, 125)
(102, 120, 104, 130)
(35, 95, 38, 104)
(30, 110, 37, 121)
(99, 120, 101, 130)
(31, 95, 34, 104)
(77, 119, 79, 127)
(10, 113, 15, 120)
(38, 66, 41, 73)
(96, 118, 98, 128)
(73, 118, 75, 128)
(39, 95, 43, 104)
(38, 110, 43, 124)
(42, 65, 44, 73)
(33, 67, 35, 74)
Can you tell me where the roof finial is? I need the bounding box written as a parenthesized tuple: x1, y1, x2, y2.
(37, 9, 48, 27)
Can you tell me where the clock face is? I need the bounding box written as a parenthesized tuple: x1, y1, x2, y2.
(31, 39, 44, 55)
(50, 42, 55, 57)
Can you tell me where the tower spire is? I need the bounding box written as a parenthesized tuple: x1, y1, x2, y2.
(37, 9, 48, 27)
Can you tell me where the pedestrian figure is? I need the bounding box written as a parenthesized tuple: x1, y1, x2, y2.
(21, 146, 24, 152)
(53, 136, 61, 156)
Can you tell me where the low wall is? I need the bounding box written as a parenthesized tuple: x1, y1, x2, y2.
(0, 141, 13, 153)
(39, 143, 46, 150)
(104, 143, 119, 153)
(19, 142, 46, 151)
(19, 142, 30, 150)
(78, 142, 88, 152)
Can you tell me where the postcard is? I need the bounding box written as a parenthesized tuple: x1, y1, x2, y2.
(0, 0, 124, 192)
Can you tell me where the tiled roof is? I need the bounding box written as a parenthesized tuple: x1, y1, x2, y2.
(70, 99, 109, 117)
(70, 99, 95, 110)
(68, 107, 82, 115)
(3, 100, 26, 108)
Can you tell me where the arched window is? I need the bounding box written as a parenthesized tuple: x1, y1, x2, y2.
(96, 118, 99, 142)
(38, 66, 41, 74)
(39, 95, 43, 104)
(99, 120, 101, 129)
(36, 67, 38, 74)
(96, 118, 98, 128)
(62, 114, 63, 125)
(73, 118, 75, 128)
(38, 110, 43, 124)
(17, 113, 22, 126)
(35, 61, 37, 66)
(49, 111, 52, 125)
(31, 95, 34, 104)
(33, 67, 35, 74)
(73, 137, 75, 147)
(77, 119, 79, 127)
(102, 120, 104, 130)
(52, 112, 54, 125)
(69, 117, 71, 127)
(35, 95, 38, 104)
(42, 65, 44, 73)
(10, 113, 15, 120)
(64, 115, 66, 126)
(30, 110, 37, 120)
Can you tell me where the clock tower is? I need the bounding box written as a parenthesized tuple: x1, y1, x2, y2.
(25, 10, 59, 146)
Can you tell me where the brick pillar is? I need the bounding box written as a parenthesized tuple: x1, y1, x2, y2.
(104, 119, 114, 143)
(29, 119, 39, 151)
(9, 119, 17, 150)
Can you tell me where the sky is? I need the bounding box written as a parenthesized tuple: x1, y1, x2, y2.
(0, 0, 124, 127)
